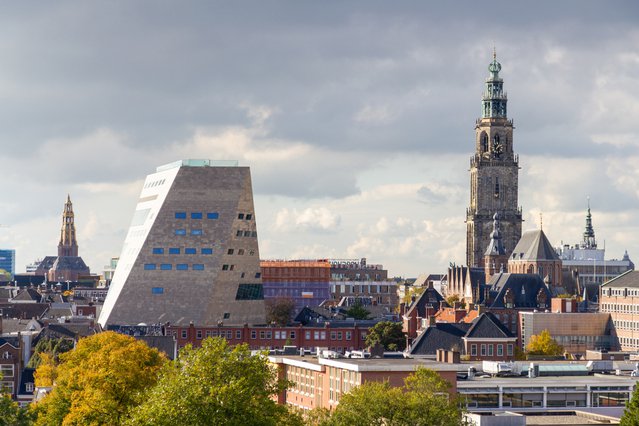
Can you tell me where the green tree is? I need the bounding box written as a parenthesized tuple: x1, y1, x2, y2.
(0, 393, 32, 426)
(32, 331, 166, 426)
(266, 297, 296, 326)
(526, 329, 564, 356)
(621, 383, 639, 426)
(27, 338, 74, 369)
(365, 321, 406, 351)
(345, 301, 370, 320)
(324, 367, 465, 426)
(127, 337, 303, 426)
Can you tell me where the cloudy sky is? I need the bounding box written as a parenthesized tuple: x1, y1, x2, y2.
(1, 1, 638, 278)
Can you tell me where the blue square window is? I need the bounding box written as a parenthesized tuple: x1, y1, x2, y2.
(207, 212, 219, 219)
(201, 248, 213, 255)
(191, 212, 203, 219)
(255, 272, 261, 278)
(152, 248, 164, 254)
(175, 212, 187, 219)
(191, 229, 203, 236)
(144, 264, 157, 270)
(160, 264, 172, 270)
(193, 264, 205, 271)
(175, 229, 186, 236)
(185, 247, 196, 254)
(151, 287, 164, 294)
(176, 264, 188, 271)
(168, 247, 180, 254)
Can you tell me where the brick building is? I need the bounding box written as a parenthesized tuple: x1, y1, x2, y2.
(261, 259, 331, 314)
(269, 355, 459, 411)
(600, 270, 639, 351)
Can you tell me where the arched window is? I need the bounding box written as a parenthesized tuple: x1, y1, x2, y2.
(481, 133, 488, 152)
(527, 265, 534, 274)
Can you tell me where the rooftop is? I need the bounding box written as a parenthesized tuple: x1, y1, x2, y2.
(156, 159, 239, 172)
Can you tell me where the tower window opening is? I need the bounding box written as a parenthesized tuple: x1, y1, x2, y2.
(481, 133, 488, 152)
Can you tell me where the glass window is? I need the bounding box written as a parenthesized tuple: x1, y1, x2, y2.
(207, 212, 219, 219)
(236, 230, 242, 237)
(251, 330, 256, 339)
(236, 330, 242, 339)
(223, 313, 230, 319)
(507, 344, 514, 356)
(169, 247, 180, 254)
(181, 330, 187, 339)
(488, 344, 494, 356)
(238, 213, 245, 219)
(152, 248, 164, 254)
(243, 230, 251, 237)
(144, 264, 157, 270)
(471, 344, 477, 356)
(151, 287, 164, 294)
(185, 247, 196, 254)
(175, 229, 186, 235)
(175, 212, 187, 219)
(176, 264, 188, 271)
(193, 264, 204, 271)
(160, 264, 172, 270)
(237, 249, 245, 255)
(201, 248, 213, 255)
(191, 212, 203, 219)
(290, 331, 296, 339)
(255, 272, 261, 278)
(191, 229, 203, 236)
(497, 344, 503, 356)
(227, 249, 234, 255)
(246, 214, 252, 220)
(196, 330, 202, 339)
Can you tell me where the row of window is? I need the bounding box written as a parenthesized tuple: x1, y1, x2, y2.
(175, 212, 219, 219)
(152, 247, 213, 255)
(237, 213, 253, 220)
(144, 263, 205, 271)
(602, 303, 639, 313)
(235, 230, 257, 238)
(175, 229, 203, 236)
(469, 343, 514, 357)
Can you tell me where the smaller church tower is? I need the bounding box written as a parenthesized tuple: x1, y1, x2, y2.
(582, 199, 597, 249)
(58, 195, 79, 257)
(484, 213, 508, 282)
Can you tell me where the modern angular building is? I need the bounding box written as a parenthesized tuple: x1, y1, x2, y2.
(99, 160, 266, 327)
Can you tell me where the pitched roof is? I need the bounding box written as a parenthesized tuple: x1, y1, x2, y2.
(487, 273, 551, 309)
(405, 286, 444, 319)
(409, 323, 472, 355)
(602, 270, 639, 288)
(465, 312, 515, 339)
(510, 230, 560, 261)
(12, 288, 42, 302)
(0, 303, 49, 320)
(17, 368, 35, 396)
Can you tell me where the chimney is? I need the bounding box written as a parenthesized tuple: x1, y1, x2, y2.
(428, 316, 436, 327)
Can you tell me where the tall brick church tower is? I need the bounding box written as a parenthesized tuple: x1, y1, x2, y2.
(58, 194, 79, 257)
(466, 52, 522, 267)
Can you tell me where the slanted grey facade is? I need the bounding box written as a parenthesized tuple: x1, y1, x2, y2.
(99, 160, 266, 327)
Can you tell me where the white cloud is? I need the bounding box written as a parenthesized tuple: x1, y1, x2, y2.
(274, 207, 341, 233)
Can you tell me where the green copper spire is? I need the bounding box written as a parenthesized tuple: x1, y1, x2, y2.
(583, 197, 597, 249)
(482, 49, 507, 119)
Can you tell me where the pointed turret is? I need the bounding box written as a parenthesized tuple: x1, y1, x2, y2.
(484, 213, 509, 282)
(582, 199, 597, 249)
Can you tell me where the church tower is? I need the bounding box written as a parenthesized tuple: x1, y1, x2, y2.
(58, 194, 79, 257)
(466, 52, 522, 267)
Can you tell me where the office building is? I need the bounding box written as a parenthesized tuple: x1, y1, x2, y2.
(0, 249, 15, 277)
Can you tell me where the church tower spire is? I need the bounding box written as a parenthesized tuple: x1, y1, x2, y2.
(582, 198, 597, 249)
(58, 194, 79, 257)
(466, 52, 523, 267)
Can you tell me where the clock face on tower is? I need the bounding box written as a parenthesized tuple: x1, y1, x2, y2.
(492, 139, 503, 158)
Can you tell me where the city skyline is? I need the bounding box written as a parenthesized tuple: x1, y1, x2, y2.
(0, 2, 638, 277)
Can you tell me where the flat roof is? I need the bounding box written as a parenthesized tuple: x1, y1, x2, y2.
(269, 355, 468, 372)
(457, 374, 637, 390)
(156, 159, 239, 172)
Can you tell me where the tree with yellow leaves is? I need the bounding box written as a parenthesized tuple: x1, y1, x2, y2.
(32, 331, 166, 426)
(526, 329, 564, 356)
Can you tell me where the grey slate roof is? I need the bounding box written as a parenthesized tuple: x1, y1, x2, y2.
(465, 312, 515, 339)
(17, 368, 35, 396)
(409, 323, 472, 355)
(602, 270, 639, 288)
(510, 230, 560, 261)
(0, 303, 49, 320)
(405, 286, 445, 319)
(12, 288, 42, 302)
(487, 273, 552, 309)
